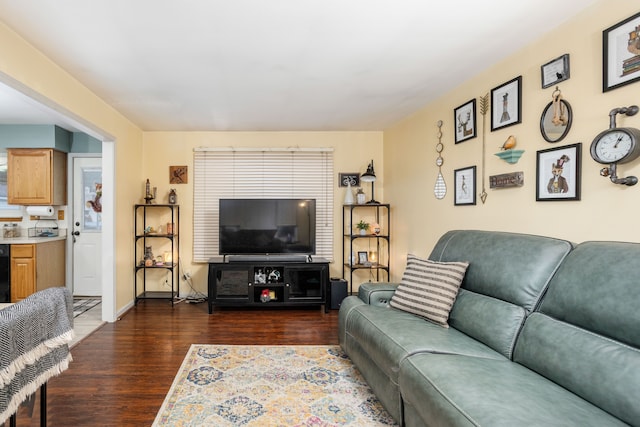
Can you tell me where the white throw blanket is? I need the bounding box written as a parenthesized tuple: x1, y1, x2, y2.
(0, 287, 74, 424)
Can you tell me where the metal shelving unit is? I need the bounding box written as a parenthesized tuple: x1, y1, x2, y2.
(342, 203, 390, 294)
(134, 204, 179, 305)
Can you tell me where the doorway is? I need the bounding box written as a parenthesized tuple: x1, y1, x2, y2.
(71, 156, 102, 296)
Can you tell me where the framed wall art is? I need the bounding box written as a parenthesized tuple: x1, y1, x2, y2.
(491, 76, 522, 131)
(454, 99, 477, 143)
(169, 166, 188, 184)
(541, 54, 570, 88)
(454, 166, 476, 206)
(603, 11, 640, 92)
(338, 173, 360, 187)
(536, 143, 582, 201)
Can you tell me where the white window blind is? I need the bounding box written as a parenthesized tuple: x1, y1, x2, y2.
(193, 147, 334, 262)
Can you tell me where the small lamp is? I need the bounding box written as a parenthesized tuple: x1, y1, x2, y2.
(360, 160, 379, 204)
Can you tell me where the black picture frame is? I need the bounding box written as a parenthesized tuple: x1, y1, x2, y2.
(536, 143, 582, 201)
(454, 166, 476, 206)
(454, 99, 477, 143)
(357, 251, 368, 265)
(491, 76, 522, 131)
(338, 173, 360, 187)
(541, 54, 570, 88)
(603, 11, 640, 92)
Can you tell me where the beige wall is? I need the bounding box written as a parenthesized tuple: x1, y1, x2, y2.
(384, 0, 640, 281)
(0, 21, 144, 312)
(142, 131, 383, 293)
(1, 0, 638, 303)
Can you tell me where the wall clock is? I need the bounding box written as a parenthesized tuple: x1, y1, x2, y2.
(590, 105, 640, 186)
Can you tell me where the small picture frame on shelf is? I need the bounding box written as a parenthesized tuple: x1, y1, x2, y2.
(357, 251, 369, 265)
(541, 54, 570, 88)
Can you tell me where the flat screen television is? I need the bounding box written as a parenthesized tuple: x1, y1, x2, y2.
(219, 199, 316, 255)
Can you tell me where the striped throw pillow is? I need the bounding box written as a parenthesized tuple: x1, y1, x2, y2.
(390, 254, 468, 328)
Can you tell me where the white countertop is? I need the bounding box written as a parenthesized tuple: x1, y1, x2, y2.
(0, 233, 67, 245)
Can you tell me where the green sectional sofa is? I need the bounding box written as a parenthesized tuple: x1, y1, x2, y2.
(338, 230, 640, 426)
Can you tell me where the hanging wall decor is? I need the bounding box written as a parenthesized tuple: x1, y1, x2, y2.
(478, 93, 489, 203)
(433, 120, 447, 199)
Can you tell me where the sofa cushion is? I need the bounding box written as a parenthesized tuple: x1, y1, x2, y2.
(429, 230, 573, 356)
(399, 353, 629, 427)
(390, 254, 468, 327)
(344, 304, 505, 384)
(448, 288, 527, 358)
(515, 313, 640, 427)
(513, 241, 640, 427)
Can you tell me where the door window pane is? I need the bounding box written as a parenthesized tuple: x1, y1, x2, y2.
(82, 168, 102, 231)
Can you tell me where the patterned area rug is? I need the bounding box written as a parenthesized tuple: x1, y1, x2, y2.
(153, 345, 398, 426)
(72, 297, 101, 318)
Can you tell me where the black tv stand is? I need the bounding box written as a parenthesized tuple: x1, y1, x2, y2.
(208, 257, 330, 313)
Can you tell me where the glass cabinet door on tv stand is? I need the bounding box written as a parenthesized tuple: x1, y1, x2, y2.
(134, 204, 179, 305)
(342, 203, 390, 294)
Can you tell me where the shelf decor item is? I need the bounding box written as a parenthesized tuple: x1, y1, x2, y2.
(356, 188, 366, 204)
(168, 189, 177, 204)
(343, 181, 355, 205)
(603, 11, 640, 92)
(360, 160, 379, 204)
(356, 220, 370, 235)
(495, 137, 524, 164)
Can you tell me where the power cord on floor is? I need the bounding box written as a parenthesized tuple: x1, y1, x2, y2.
(178, 257, 208, 304)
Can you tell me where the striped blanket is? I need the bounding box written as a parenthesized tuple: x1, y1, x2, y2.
(0, 287, 74, 424)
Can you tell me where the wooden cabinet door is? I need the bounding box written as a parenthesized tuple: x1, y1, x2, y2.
(11, 245, 36, 302)
(7, 148, 67, 205)
(8, 148, 52, 204)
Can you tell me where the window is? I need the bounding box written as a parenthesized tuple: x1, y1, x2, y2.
(193, 148, 334, 262)
(0, 152, 22, 217)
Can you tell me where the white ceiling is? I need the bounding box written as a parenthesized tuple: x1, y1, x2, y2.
(0, 0, 597, 132)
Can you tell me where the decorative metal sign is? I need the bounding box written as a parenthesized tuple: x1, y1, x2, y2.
(489, 171, 524, 189)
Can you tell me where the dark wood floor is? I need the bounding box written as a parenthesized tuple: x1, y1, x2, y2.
(10, 299, 340, 427)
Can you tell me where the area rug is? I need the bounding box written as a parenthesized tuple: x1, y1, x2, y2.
(72, 297, 101, 318)
(153, 345, 398, 426)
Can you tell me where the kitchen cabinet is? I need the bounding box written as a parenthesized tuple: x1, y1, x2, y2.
(10, 240, 66, 302)
(7, 148, 67, 205)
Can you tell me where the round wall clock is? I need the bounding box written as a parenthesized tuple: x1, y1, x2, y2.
(590, 105, 640, 186)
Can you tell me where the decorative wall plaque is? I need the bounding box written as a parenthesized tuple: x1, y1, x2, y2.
(489, 171, 524, 189)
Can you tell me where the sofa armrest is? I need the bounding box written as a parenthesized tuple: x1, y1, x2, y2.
(358, 282, 400, 307)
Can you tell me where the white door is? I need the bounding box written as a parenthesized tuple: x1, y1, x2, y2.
(72, 157, 102, 296)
